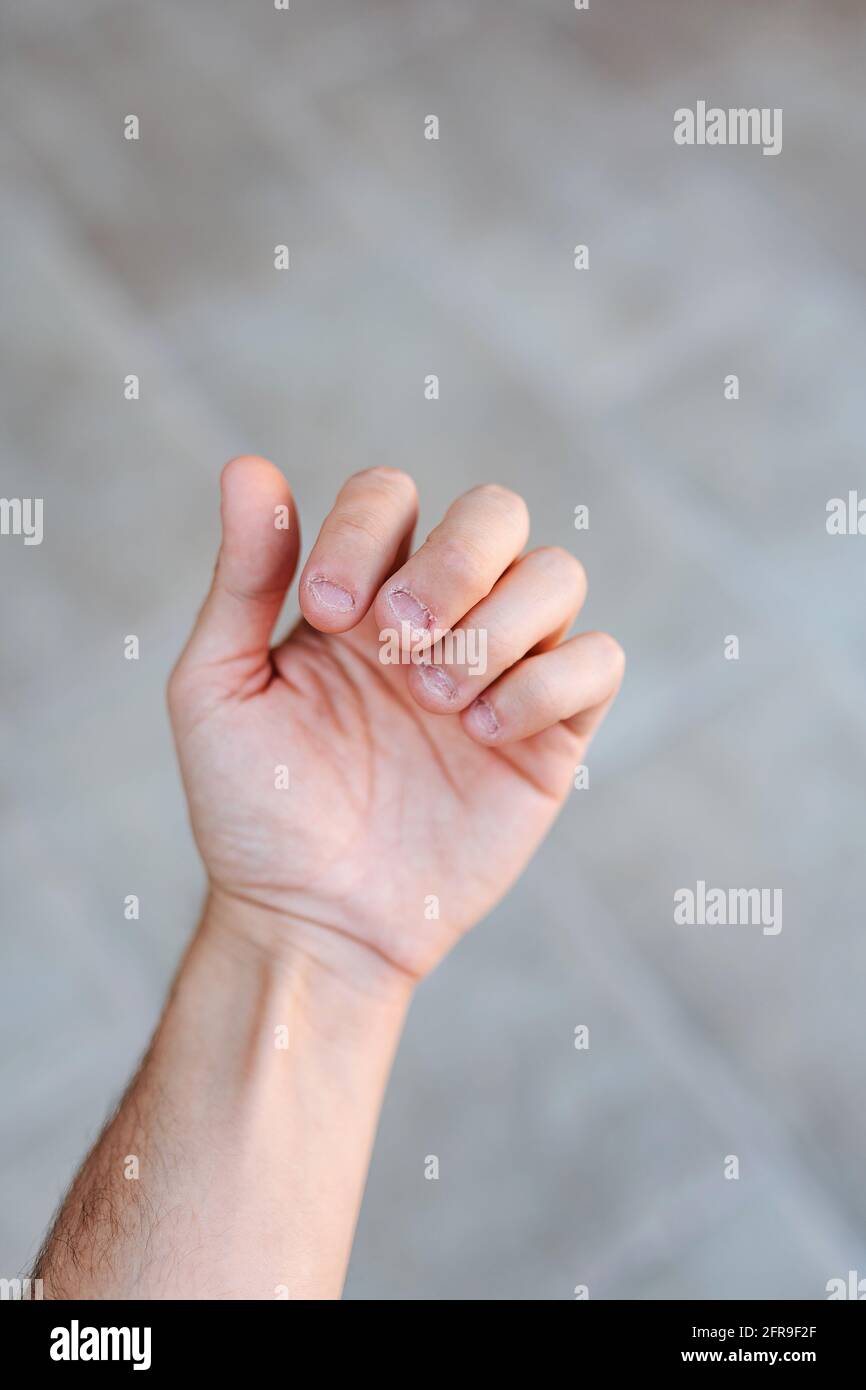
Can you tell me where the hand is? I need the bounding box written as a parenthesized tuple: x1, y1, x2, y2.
(168, 458, 624, 987)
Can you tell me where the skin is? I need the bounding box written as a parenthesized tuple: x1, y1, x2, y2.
(33, 458, 624, 1300)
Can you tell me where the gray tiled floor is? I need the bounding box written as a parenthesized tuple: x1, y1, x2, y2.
(1, 0, 865, 1299)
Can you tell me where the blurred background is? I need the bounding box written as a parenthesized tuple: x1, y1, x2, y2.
(2, 0, 865, 1299)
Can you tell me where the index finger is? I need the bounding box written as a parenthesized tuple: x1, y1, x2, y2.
(298, 468, 418, 632)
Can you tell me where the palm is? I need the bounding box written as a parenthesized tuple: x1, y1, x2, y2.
(181, 612, 579, 977)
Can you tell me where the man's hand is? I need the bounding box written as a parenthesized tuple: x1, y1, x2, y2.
(168, 457, 624, 986)
(34, 457, 624, 1300)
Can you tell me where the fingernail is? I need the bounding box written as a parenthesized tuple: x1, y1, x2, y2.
(308, 577, 355, 613)
(388, 587, 432, 634)
(466, 697, 499, 739)
(417, 662, 457, 702)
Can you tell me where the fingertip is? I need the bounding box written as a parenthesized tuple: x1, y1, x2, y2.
(217, 455, 299, 593)
(221, 453, 280, 487)
(584, 630, 627, 685)
(180, 455, 300, 681)
(298, 570, 360, 632)
(220, 456, 294, 535)
(297, 468, 419, 635)
(461, 695, 502, 745)
(407, 661, 461, 713)
(373, 580, 436, 649)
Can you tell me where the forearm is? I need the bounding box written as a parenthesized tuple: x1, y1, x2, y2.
(34, 894, 411, 1299)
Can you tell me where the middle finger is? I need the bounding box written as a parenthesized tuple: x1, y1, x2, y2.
(372, 483, 529, 647)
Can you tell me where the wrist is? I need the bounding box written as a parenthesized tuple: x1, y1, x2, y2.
(200, 886, 417, 1015)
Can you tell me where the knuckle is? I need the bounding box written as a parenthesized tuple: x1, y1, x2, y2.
(534, 546, 587, 593)
(469, 483, 529, 527)
(436, 535, 489, 587)
(525, 664, 556, 709)
(331, 508, 388, 546)
(351, 466, 416, 498)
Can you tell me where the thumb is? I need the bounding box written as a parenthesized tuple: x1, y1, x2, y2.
(173, 455, 300, 696)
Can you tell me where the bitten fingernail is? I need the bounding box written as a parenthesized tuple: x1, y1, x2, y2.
(308, 577, 355, 612)
(388, 587, 432, 634)
(417, 663, 457, 702)
(466, 697, 499, 739)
